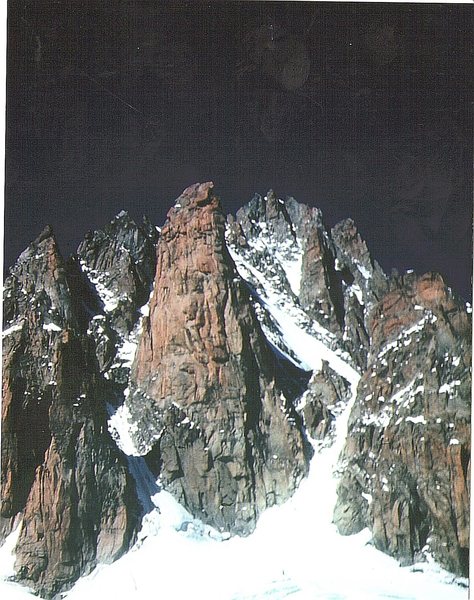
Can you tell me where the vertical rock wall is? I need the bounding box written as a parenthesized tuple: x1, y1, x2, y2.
(334, 273, 471, 576)
(2, 229, 140, 598)
(129, 182, 309, 534)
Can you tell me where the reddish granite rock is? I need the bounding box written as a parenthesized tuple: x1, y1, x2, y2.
(129, 182, 309, 534)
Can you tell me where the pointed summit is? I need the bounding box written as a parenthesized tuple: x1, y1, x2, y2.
(127, 183, 309, 534)
(36, 223, 55, 243)
(77, 209, 159, 334)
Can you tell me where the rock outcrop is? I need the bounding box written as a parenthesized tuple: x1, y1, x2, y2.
(298, 361, 351, 442)
(227, 191, 346, 334)
(75, 211, 159, 390)
(330, 218, 388, 368)
(128, 182, 310, 534)
(77, 211, 159, 335)
(334, 272, 471, 576)
(2, 228, 140, 598)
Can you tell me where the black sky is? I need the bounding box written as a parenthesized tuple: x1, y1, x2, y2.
(5, 1, 473, 298)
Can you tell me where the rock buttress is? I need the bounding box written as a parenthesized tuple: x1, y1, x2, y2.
(129, 182, 309, 534)
(334, 272, 470, 576)
(2, 228, 140, 598)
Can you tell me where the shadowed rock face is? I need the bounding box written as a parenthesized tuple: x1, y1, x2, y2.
(77, 211, 159, 335)
(2, 229, 140, 598)
(226, 192, 388, 369)
(334, 272, 471, 576)
(13, 333, 139, 598)
(299, 362, 351, 442)
(129, 182, 310, 534)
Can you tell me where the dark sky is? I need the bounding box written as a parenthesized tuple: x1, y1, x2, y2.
(5, 1, 473, 299)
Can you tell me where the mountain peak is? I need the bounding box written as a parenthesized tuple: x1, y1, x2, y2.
(1, 187, 470, 597)
(171, 181, 216, 212)
(128, 182, 309, 534)
(36, 224, 55, 243)
(15, 224, 59, 266)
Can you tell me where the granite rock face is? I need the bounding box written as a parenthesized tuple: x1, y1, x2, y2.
(334, 272, 471, 576)
(1, 185, 470, 598)
(2, 228, 140, 598)
(225, 191, 469, 576)
(75, 211, 159, 390)
(298, 362, 351, 442)
(128, 183, 309, 534)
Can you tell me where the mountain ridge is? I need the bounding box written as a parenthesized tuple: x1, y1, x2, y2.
(1, 182, 470, 598)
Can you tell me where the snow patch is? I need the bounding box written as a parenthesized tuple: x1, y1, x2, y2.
(405, 415, 427, 425)
(439, 380, 461, 394)
(362, 492, 373, 505)
(55, 370, 468, 600)
(2, 322, 24, 338)
(228, 244, 353, 369)
(349, 283, 364, 304)
(108, 403, 142, 456)
(263, 300, 360, 386)
(42, 322, 62, 332)
(354, 260, 371, 280)
(79, 259, 122, 312)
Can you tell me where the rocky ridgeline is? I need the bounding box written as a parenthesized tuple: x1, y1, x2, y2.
(334, 272, 471, 576)
(1, 183, 471, 597)
(77, 211, 158, 336)
(76, 211, 159, 389)
(225, 189, 470, 574)
(226, 191, 386, 370)
(1, 226, 142, 598)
